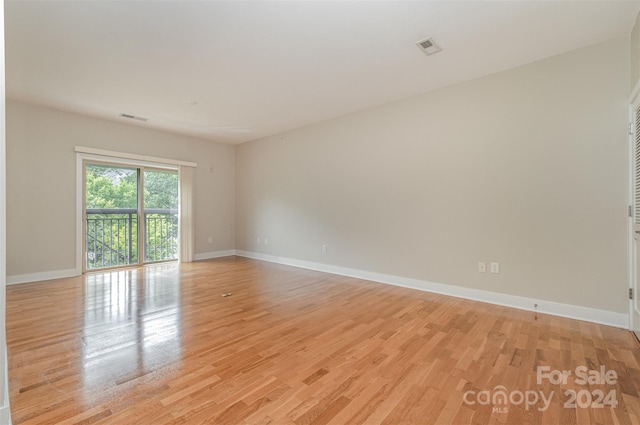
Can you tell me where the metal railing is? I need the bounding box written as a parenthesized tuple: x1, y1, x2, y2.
(86, 208, 178, 270)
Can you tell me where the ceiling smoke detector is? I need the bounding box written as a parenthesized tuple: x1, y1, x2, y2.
(416, 36, 442, 56)
(119, 113, 148, 122)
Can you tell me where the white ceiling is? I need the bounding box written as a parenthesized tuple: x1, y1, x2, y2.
(6, 1, 640, 144)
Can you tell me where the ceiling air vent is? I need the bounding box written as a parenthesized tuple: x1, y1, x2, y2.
(119, 113, 148, 122)
(416, 36, 442, 56)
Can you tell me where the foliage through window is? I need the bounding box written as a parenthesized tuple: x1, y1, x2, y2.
(85, 164, 179, 269)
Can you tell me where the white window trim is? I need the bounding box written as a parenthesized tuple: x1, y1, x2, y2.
(75, 146, 197, 168)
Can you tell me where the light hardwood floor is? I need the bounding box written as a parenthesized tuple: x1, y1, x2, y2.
(7, 256, 640, 425)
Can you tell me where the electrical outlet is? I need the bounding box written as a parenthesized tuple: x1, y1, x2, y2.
(322, 244, 327, 253)
(208, 236, 213, 244)
(478, 262, 486, 273)
(490, 262, 500, 274)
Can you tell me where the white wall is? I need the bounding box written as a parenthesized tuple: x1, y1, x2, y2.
(6, 101, 235, 280)
(236, 37, 630, 316)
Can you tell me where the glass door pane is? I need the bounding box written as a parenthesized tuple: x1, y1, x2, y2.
(85, 164, 139, 270)
(143, 169, 179, 263)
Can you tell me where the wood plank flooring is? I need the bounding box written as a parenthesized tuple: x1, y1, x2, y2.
(7, 256, 640, 424)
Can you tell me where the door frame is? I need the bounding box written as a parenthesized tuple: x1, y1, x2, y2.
(75, 148, 189, 274)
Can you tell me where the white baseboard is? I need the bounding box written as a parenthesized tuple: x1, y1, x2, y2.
(0, 405, 10, 425)
(7, 268, 80, 285)
(235, 250, 628, 329)
(0, 345, 10, 425)
(6, 249, 237, 285)
(194, 250, 236, 261)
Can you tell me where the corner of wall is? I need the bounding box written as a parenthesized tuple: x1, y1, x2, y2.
(0, 0, 11, 421)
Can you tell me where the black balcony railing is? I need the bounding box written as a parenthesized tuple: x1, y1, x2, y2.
(86, 208, 178, 270)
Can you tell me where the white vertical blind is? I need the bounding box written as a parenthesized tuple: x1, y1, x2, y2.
(636, 106, 640, 225)
(179, 165, 196, 262)
(634, 104, 640, 315)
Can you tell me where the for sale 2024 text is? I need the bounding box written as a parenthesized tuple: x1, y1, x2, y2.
(537, 365, 618, 409)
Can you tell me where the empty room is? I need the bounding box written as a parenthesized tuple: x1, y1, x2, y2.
(2, 0, 640, 424)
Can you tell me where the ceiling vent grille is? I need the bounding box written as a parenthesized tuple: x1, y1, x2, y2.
(119, 113, 148, 122)
(416, 36, 442, 56)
